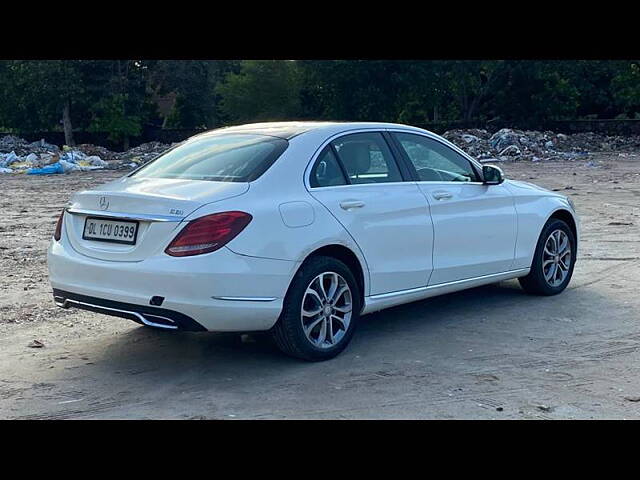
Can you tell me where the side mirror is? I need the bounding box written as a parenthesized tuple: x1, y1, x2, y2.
(482, 164, 504, 185)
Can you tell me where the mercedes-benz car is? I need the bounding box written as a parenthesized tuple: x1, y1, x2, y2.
(48, 122, 578, 361)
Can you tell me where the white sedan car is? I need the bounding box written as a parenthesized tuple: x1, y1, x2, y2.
(48, 122, 578, 360)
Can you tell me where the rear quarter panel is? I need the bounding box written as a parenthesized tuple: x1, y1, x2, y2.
(179, 135, 372, 296)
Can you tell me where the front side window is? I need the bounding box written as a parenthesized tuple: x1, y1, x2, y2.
(130, 134, 288, 182)
(392, 132, 479, 182)
(331, 132, 402, 184)
(310, 146, 347, 187)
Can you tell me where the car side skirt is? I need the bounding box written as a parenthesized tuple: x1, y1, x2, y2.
(361, 268, 530, 314)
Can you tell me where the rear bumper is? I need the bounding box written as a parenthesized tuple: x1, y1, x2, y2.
(53, 289, 207, 331)
(48, 235, 299, 332)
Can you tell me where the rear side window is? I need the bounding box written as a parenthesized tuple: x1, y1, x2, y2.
(310, 146, 347, 187)
(331, 132, 402, 185)
(130, 134, 288, 182)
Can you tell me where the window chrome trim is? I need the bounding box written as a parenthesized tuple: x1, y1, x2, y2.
(415, 181, 487, 186)
(305, 181, 414, 191)
(305, 126, 490, 190)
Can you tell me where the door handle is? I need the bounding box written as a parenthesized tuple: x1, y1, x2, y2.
(432, 191, 453, 200)
(340, 200, 365, 210)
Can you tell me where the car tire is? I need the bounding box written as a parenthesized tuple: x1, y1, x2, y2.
(271, 256, 361, 361)
(519, 218, 576, 296)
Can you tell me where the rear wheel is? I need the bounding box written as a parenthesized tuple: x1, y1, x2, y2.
(519, 218, 576, 295)
(271, 256, 360, 361)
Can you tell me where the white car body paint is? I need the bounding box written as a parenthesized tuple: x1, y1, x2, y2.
(48, 121, 579, 332)
(418, 181, 518, 285)
(308, 181, 433, 295)
(503, 179, 579, 270)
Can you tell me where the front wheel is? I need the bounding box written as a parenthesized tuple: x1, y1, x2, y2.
(271, 256, 361, 361)
(519, 218, 576, 295)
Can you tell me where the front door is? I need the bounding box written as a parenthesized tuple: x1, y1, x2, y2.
(389, 131, 517, 285)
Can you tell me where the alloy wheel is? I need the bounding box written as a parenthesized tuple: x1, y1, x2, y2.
(542, 229, 572, 287)
(301, 272, 353, 349)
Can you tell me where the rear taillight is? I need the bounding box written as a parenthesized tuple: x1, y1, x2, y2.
(53, 210, 65, 241)
(165, 211, 252, 257)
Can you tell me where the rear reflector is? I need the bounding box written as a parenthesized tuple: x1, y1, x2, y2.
(54, 210, 65, 241)
(165, 211, 252, 257)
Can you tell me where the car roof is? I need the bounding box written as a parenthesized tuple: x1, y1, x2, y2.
(189, 121, 427, 140)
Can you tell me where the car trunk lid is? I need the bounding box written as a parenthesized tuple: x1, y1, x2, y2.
(64, 176, 249, 262)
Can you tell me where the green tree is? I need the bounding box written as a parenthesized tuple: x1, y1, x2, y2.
(612, 62, 640, 118)
(86, 60, 152, 149)
(439, 61, 506, 122)
(2, 60, 640, 144)
(485, 61, 580, 126)
(216, 60, 302, 123)
(147, 60, 240, 129)
(568, 60, 626, 119)
(298, 60, 404, 121)
(0, 60, 84, 144)
(88, 94, 143, 146)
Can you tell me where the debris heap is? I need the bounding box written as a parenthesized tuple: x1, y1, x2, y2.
(442, 128, 640, 163)
(2, 128, 640, 175)
(0, 136, 173, 174)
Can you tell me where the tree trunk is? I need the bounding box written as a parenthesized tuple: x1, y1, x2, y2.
(62, 100, 75, 146)
(123, 136, 130, 151)
(460, 83, 469, 122)
(466, 96, 480, 122)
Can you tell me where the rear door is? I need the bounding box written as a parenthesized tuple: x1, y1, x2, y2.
(307, 131, 434, 296)
(389, 131, 517, 285)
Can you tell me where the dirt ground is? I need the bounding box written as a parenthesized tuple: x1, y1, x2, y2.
(1, 152, 639, 419)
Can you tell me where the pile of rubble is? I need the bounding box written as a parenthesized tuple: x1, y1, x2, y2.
(2, 128, 640, 175)
(0, 135, 173, 174)
(442, 128, 640, 162)
(112, 141, 172, 165)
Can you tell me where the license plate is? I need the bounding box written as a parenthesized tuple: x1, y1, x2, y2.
(83, 217, 139, 245)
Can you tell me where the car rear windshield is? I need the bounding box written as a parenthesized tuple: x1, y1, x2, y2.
(130, 134, 289, 182)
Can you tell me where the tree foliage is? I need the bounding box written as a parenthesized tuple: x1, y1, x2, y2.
(0, 60, 83, 132)
(216, 60, 302, 123)
(1, 60, 640, 142)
